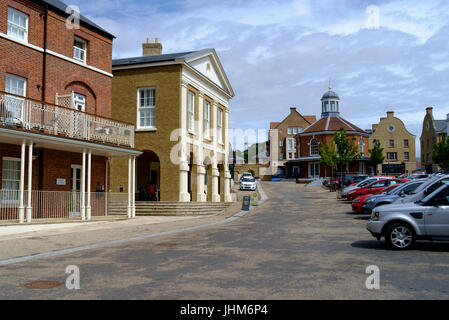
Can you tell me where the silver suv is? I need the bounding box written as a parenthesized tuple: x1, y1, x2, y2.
(366, 184, 449, 250)
(392, 175, 449, 204)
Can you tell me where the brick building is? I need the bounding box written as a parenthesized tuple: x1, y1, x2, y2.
(287, 87, 370, 179)
(268, 107, 316, 176)
(110, 39, 234, 202)
(0, 0, 140, 223)
(369, 111, 416, 175)
(420, 107, 449, 173)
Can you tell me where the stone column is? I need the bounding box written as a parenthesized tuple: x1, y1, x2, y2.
(195, 92, 206, 202)
(179, 81, 190, 202)
(223, 109, 232, 202)
(211, 102, 220, 202)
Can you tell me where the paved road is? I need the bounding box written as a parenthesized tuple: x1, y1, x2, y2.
(1, 181, 449, 299)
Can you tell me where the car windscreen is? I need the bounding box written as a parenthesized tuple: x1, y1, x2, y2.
(242, 178, 255, 182)
(358, 178, 376, 187)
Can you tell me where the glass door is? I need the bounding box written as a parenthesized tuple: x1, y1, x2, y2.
(69, 165, 82, 218)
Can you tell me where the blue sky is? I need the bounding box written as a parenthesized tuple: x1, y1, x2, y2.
(72, 0, 449, 154)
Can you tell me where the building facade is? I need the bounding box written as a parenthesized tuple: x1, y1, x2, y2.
(287, 87, 370, 179)
(369, 111, 416, 175)
(269, 107, 316, 176)
(420, 107, 449, 173)
(0, 0, 139, 223)
(110, 40, 234, 202)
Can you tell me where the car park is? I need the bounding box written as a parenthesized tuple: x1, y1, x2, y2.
(341, 176, 393, 198)
(362, 179, 426, 214)
(366, 183, 449, 250)
(346, 178, 409, 201)
(240, 176, 257, 191)
(392, 175, 449, 204)
(352, 184, 400, 213)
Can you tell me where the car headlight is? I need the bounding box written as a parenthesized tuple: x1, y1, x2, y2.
(371, 211, 380, 221)
(365, 199, 374, 204)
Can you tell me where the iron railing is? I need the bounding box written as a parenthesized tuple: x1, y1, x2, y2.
(0, 91, 134, 148)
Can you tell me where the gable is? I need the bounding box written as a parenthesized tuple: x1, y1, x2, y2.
(278, 111, 312, 130)
(187, 53, 230, 95)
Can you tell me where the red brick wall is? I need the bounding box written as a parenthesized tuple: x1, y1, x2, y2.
(0, 143, 106, 192)
(0, 0, 113, 117)
(297, 134, 369, 157)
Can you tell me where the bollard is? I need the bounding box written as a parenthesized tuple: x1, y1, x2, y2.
(242, 195, 251, 211)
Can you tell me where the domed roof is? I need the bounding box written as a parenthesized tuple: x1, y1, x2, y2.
(321, 90, 339, 100)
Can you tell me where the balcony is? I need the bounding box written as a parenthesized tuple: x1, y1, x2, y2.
(0, 91, 134, 148)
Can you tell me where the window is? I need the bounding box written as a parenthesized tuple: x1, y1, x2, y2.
(7, 7, 28, 42)
(389, 140, 394, 147)
(5, 74, 26, 121)
(288, 139, 293, 150)
(217, 108, 223, 143)
(279, 140, 283, 147)
(293, 128, 298, 134)
(330, 101, 335, 112)
(188, 91, 195, 132)
(74, 37, 87, 63)
(280, 152, 284, 160)
(138, 88, 156, 128)
(359, 139, 364, 153)
(310, 138, 318, 155)
(404, 152, 410, 161)
(1, 158, 20, 203)
(288, 128, 292, 134)
(73, 93, 85, 112)
(204, 101, 210, 138)
(387, 152, 397, 161)
(404, 140, 409, 148)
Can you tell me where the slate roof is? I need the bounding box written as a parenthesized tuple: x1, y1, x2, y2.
(112, 49, 214, 67)
(40, 0, 114, 39)
(302, 116, 367, 135)
(434, 120, 448, 133)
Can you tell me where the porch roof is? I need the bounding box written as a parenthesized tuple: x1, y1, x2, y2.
(0, 127, 142, 157)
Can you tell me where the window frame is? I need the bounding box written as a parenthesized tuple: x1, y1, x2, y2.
(137, 87, 156, 129)
(73, 93, 86, 112)
(73, 37, 87, 63)
(188, 90, 195, 134)
(204, 100, 211, 139)
(217, 107, 223, 144)
(310, 138, 319, 156)
(7, 7, 29, 43)
(1, 157, 21, 204)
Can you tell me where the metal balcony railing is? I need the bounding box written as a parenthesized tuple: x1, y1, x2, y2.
(0, 91, 134, 148)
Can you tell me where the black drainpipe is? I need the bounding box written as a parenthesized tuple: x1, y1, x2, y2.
(37, 4, 48, 217)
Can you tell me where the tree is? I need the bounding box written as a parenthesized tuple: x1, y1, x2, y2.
(333, 127, 361, 179)
(319, 140, 338, 178)
(433, 133, 449, 169)
(368, 142, 385, 175)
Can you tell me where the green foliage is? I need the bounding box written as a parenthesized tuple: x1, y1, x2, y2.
(319, 140, 338, 168)
(333, 127, 361, 171)
(432, 133, 449, 168)
(368, 142, 385, 174)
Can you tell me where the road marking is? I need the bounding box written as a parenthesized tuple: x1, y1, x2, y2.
(0, 203, 262, 267)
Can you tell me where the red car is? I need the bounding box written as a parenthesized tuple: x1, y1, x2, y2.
(346, 178, 409, 201)
(351, 184, 400, 213)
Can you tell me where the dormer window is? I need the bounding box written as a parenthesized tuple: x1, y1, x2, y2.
(74, 37, 87, 63)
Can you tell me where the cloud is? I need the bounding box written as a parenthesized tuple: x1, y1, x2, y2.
(73, 0, 449, 153)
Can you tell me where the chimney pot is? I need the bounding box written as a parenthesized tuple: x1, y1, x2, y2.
(426, 107, 433, 115)
(387, 111, 394, 117)
(142, 38, 162, 56)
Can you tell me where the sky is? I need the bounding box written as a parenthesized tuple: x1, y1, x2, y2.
(72, 0, 449, 155)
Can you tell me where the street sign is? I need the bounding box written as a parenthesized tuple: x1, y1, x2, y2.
(242, 196, 250, 211)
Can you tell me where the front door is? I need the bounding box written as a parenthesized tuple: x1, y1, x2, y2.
(309, 162, 320, 178)
(70, 165, 82, 218)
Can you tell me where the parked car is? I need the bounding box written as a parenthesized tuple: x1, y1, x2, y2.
(239, 172, 253, 182)
(362, 179, 427, 214)
(346, 179, 409, 201)
(240, 177, 256, 191)
(352, 184, 400, 213)
(398, 173, 429, 180)
(341, 176, 393, 198)
(366, 183, 449, 250)
(392, 175, 449, 204)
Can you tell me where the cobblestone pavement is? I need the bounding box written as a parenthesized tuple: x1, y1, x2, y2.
(1, 181, 449, 299)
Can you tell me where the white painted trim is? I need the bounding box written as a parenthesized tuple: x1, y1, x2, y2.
(0, 32, 113, 77)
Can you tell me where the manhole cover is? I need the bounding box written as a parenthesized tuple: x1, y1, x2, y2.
(19, 280, 64, 289)
(155, 243, 178, 247)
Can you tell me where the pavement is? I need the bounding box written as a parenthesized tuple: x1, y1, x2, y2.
(1, 181, 449, 299)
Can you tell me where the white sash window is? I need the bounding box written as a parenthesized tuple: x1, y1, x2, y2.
(138, 88, 156, 128)
(7, 7, 28, 42)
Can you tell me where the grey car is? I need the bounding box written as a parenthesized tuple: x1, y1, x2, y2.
(361, 179, 426, 214)
(392, 175, 449, 204)
(366, 183, 449, 250)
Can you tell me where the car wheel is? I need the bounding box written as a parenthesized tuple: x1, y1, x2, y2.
(384, 223, 415, 250)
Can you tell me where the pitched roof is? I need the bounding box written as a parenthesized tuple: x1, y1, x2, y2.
(304, 115, 317, 124)
(434, 120, 448, 133)
(270, 122, 281, 130)
(302, 116, 367, 135)
(112, 49, 213, 67)
(40, 0, 115, 39)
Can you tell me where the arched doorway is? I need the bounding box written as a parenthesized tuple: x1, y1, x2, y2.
(136, 150, 160, 201)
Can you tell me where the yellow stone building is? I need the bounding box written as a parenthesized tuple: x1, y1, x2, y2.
(420, 107, 449, 173)
(110, 39, 234, 202)
(369, 111, 416, 174)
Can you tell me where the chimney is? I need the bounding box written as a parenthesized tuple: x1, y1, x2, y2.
(372, 124, 378, 131)
(142, 37, 162, 56)
(426, 107, 433, 115)
(387, 111, 394, 117)
(290, 107, 297, 114)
